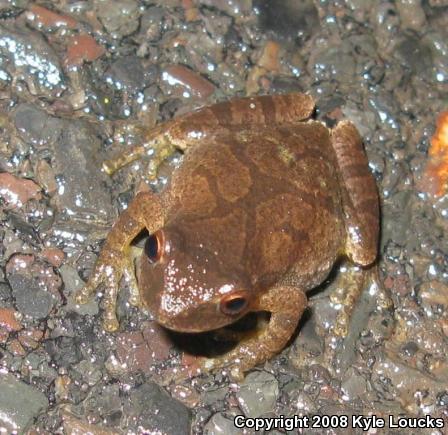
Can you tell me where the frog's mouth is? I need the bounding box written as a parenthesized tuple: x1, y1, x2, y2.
(154, 300, 246, 334)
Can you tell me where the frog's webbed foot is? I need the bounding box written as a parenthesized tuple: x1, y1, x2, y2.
(75, 192, 164, 332)
(123, 251, 142, 308)
(322, 265, 394, 374)
(330, 265, 393, 338)
(193, 286, 307, 379)
(75, 247, 124, 332)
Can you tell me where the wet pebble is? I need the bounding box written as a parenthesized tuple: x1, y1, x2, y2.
(73, 359, 103, 386)
(394, 34, 433, 78)
(0, 172, 41, 209)
(116, 322, 172, 373)
(105, 56, 157, 93)
(26, 4, 78, 30)
(0, 23, 64, 95)
(254, 0, 318, 42)
(8, 273, 55, 319)
(395, 0, 426, 31)
(419, 280, 448, 309)
(61, 264, 99, 316)
(424, 31, 448, 83)
(0, 371, 49, 433)
(308, 41, 357, 84)
(62, 412, 119, 435)
(65, 34, 106, 67)
(48, 119, 114, 222)
(0, 306, 22, 332)
(372, 1, 400, 52)
(0, 281, 12, 304)
(162, 64, 216, 99)
(199, 0, 252, 17)
(124, 382, 191, 434)
(14, 103, 63, 147)
(341, 367, 367, 400)
(95, 0, 141, 39)
(372, 353, 441, 413)
(237, 371, 279, 418)
(204, 412, 241, 435)
(45, 336, 82, 368)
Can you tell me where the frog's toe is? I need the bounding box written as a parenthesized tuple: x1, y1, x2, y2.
(103, 316, 119, 332)
(74, 290, 90, 305)
(129, 294, 141, 307)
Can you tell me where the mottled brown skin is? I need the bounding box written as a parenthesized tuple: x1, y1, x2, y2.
(75, 93, 379, 377)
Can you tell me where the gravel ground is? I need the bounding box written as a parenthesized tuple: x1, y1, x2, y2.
(0, 1, 447, 434)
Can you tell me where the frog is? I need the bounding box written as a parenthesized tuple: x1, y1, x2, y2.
(75, 92, 380, 377)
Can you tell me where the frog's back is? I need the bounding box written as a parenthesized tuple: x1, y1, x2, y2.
(166, 122, 346, 289)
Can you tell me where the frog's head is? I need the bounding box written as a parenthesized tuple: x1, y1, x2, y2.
(137, 219, 254, 333)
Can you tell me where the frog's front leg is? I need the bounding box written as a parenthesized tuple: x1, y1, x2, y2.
(75, 191, 164, 332)
(202, 286, 307, 379)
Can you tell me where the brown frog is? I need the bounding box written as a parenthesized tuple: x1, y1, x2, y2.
(75, 93, 379, 376)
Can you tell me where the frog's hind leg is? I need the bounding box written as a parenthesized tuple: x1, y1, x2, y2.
(199, 285, 307, 380)
(103, 93, 316, 178)
(328, 265, 394, 373)
(331, 120, 379, 266)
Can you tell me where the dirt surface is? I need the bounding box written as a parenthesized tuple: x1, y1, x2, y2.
(0, 1, 447, 434)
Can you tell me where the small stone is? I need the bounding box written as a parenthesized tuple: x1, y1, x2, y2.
(257, 40, 281, 72)
(8, 338, 26, 356)
(204, 412, 241, 435)
(254, 0, 318, 42)
(419, 280, 448, 308)
(124, 382, 191, 434)
(62, 412, 119, 435)
(105, 56, 157, 93)
(237, 371, 279, 418)
(141, 321, 173, 362)
(116, 323, 172, 373)
(0, 282, 12, 303)
(0, 371, 49, 433)
(162, 65, 216, 99)
(0, 173, 42, 209)
(18, 329, 44, 349)
(170, 384, 200, 408)
(341, 367, 367, 400)
(8, 274, 55, 319)
(73, 360, 102, 386)
(0, 23, 64, 94)
(14, 103, 63, 147)
(395, 0, 426, 31)
(0, 330, 8, 344)
(116, 330, 152, 373)
(65, 34, 105, 67)
(26, 4, 78, 30)
(95, 0, 141, 39)
(35, 159, 57, 196)
(0, 307, 22, 332)
(49, 119, 114, 222)
(5, 254, 35, 275)
(41, 247, 65, 268)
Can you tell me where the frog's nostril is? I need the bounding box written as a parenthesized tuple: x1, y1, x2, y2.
(144, 230, 164, 263)
(220, 292, 248, 316)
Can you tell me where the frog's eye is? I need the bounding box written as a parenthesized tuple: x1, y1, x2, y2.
(220, 292, 249, 316)
(144, 230, 164, 263)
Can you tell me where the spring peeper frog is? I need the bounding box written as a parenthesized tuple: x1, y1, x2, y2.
(75, 93, 379, 376)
